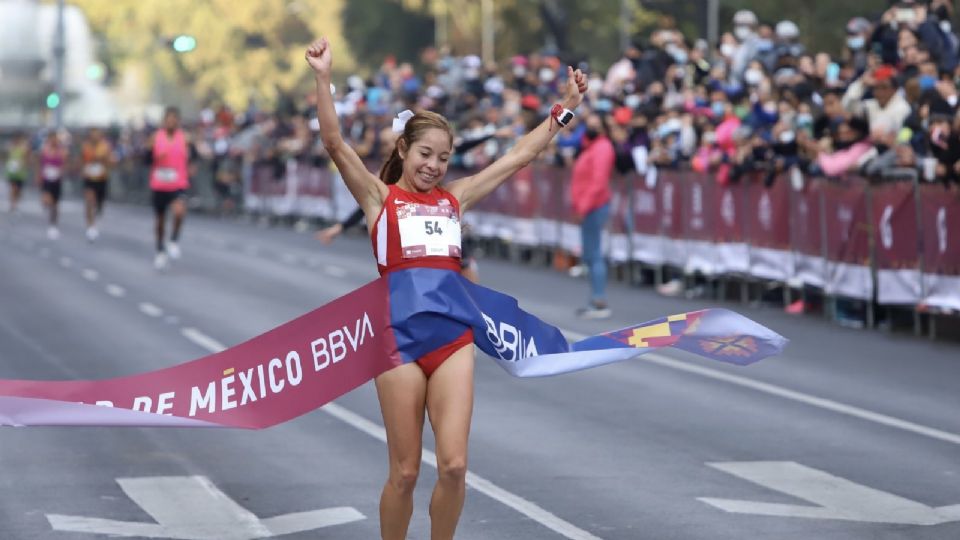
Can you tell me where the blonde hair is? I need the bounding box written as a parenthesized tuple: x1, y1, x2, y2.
(378, 110, 453, 184)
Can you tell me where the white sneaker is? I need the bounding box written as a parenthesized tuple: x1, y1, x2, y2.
(154, 252, 169, 270)
(86, 227, 99, 242)
(46, 226, 60, 240)
(568, 264, 587, 278)
(166, 242, 181, 260)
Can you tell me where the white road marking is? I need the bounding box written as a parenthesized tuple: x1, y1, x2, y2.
(138, 303, 164, 318)
(181, 328, 227, 353)
(82, 269, 99, 281)
(106, 284, 126, 298)
(699, 461, 960, 525)
(324, 265, 347, 278)
(184, 332, 602, 540)
(47, 476, 364, 539)
(323, 403, 603, 540)
(559, 329, 960, 446)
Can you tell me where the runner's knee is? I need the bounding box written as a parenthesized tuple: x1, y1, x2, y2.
(389, 463, 420, 494)
(436, 456, 467, 483)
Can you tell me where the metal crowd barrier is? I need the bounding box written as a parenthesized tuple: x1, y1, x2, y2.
(103, 155, 959, 338)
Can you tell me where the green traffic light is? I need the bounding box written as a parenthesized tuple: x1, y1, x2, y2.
(172, 35, 197, 53)
(46, 92, 60, 109)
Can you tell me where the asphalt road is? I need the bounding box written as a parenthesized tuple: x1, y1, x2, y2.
(1, 190, 958, 540)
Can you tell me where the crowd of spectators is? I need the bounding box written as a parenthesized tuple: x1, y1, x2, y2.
(8, 0, 960, 213)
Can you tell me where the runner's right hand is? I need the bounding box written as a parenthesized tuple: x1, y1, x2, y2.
(305, 38, 333, 78)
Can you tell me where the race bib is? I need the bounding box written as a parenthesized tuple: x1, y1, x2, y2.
(84, 163, 106, 178)
(5, 160, 21, 173)
(42, 165, 61, 181)
(397, 203, 461, 258)
(155, 167, 178, 183)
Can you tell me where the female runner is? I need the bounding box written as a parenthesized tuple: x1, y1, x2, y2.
(306, 37, 585, 540)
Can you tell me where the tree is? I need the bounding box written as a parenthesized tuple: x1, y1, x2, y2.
(73, 0, 354, 109)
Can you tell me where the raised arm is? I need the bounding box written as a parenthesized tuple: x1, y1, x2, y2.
(305, 38, 387, 219)
(448, 66, 587, 212)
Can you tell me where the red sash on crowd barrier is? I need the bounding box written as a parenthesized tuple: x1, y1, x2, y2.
(746, 176, 792, 281)
(659, 171, 686, 267)
(822, 177, 872, 300)
(683, 171, 717, 275)
(791, 178, 827, 288)
(918, 184, 960, 311)
(872, 181, 922, 304)
(629, 170, 662, 265)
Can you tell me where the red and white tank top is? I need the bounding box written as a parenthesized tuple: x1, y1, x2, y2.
(371, 184, 462, 276)
(149, 129, 189, 192)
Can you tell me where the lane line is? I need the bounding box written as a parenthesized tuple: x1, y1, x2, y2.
(324, 265, 347, 278)
(59, 256, 73, 268)
(560, 329, 960, 446)
(323, 403, 603, 540)
(183, 331, 602, 540)
(105, 284, 126, 298)
(82, 269, 99, 282)
(138, 303, 163, 318)
(180, 328, 227, 354)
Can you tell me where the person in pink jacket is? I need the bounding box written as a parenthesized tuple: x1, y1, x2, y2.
(570, 113, 615, 318)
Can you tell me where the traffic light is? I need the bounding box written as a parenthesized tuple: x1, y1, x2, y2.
(45, 92, 61, 109)
(171, 35, 197, 53)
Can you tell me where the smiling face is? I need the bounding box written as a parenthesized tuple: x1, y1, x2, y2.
(398, 127, 452, 192)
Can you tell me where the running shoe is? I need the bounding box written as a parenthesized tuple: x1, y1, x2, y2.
(166, 242, 181, 260)
(46, 226, 60, 240)
(86, 227, 99, 242)
(154, 252, 169, 270)
(576, 303, 612, 319)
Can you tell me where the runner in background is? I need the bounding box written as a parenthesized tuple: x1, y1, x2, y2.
(79, 128, 114, 242)
(147, 107, 193, 270)
(3, 132, 30, 213)
(37, 131, 68, 240)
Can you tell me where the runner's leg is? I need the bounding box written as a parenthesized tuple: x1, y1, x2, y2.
(375, 362, 428, 540)
(425, 344, 474, 540)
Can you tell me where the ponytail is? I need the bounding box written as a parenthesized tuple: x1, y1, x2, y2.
(378, 143, 404, 184)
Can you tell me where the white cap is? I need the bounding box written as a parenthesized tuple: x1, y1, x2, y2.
(776, 20, 800, 40)
(733, 10, 758, 26)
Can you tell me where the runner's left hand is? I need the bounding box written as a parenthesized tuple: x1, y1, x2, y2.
(562, 67, 588, 110)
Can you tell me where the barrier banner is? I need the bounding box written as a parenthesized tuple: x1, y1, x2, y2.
(823, 178, 872, 299)
(0, 269, 787, 428)
(918, 184, 960, 311)
(659, 171, 686, 267)
(509, 165, 539, 246)
(294, 162, 335, 220)
(791, 178, 827, 288)
(683, 171, 717, 275)
(608, 173, 632, 262)
(714, 182, 749, 274)
(534, 164, 564, 248)
(746, 177, 792, 281)
(629, 169, 663, 265)
(872, 181, 922, 304)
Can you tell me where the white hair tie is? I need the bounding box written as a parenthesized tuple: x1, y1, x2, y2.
(392, 109, 415, 133)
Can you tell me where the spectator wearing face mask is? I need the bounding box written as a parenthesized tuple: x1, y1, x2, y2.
(570, 113, 616, 319)
(844, 17, 873, 74)
(731, 9, 761, 83)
